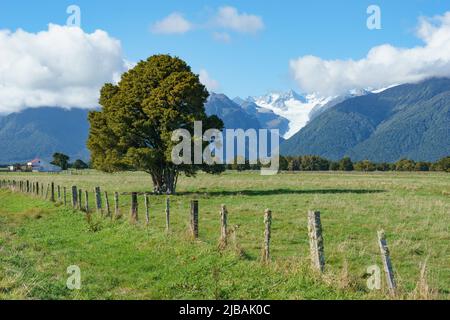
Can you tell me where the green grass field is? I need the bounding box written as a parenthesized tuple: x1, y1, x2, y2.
(0, 170, 449, 300)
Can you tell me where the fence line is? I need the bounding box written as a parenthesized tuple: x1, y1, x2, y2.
(0, 177, 405, 296)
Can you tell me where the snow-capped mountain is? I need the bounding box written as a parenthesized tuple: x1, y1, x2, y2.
(246, 89, 370, 139)
(309, 89, 370, 121)
(247, 90, 333, 139)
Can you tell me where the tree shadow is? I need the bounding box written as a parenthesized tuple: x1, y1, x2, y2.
(176, 188, 386, 197)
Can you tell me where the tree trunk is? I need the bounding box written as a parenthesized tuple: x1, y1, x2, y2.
(150, 167, 178, 195)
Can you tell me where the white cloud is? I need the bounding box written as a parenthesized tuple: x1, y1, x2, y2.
(0, 24, 128, 114)
(213, 31, 231, 43)
(151, 13, 193, 35)
(290, 12, 450, 96)
(215, 6, 264, 34)
(199, 69, 220, 91)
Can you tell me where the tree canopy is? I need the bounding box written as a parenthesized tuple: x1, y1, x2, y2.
(87, 55, 224, 194)
(72, 159, 89, 170)
(51, 153, 70, 170)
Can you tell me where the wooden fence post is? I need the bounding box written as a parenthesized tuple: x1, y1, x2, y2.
(50, 182, 55, 202)
(57, 185, 61, 202)
(219, 205, 228, 248)
(190, 200, 199, 239)
(377, 230, 397, 295)
(84, 190, 89, 212)
(63, 187, 67, 206)
(144, 193, 150, 225)
(130, 192, 138, 223)
(104, 191, 111, 218)
(308, 210, 325, 273)
(114, 192, 120, 219)
(45, 183, 50, 200)
(262, 209, 272, 263)
(165, 197, 170, 232)
(78, 189, 83, 210)
(71, 186, 78, 208)
(95, 187, 102, 214)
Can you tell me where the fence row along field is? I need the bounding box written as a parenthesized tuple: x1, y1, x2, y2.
(0, 171, 449, 299)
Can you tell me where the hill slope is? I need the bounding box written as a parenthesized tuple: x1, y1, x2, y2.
(0, 93, 286, 164)
(0, 107, 90, 163)
(281, 78, 450, 162)
(205, 93, 262, 130)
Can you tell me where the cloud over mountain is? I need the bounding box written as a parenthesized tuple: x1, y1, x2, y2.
(0, 24, 128, 114)
(199, 69, 220, 91)
(290, 12, 450, 96)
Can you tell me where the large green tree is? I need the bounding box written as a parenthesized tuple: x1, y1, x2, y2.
(87, 55, 223, 194)
(51, 153, 70, 170)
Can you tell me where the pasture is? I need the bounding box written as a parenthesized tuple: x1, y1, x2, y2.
(0, 170, 449, 299)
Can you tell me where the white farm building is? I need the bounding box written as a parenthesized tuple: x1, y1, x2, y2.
(27, 159, 62, 173)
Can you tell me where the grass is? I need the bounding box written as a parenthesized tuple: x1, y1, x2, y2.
(0, 170, 449, 300)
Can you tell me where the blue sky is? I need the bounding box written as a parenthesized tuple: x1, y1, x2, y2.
(0, 0, 450, 99)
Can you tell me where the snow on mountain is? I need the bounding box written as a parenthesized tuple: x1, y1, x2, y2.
(248, 89, 373, 139)
(371, 84, 399, 94)
(309, 89, 370, 121)
(248, 90, 333, 139)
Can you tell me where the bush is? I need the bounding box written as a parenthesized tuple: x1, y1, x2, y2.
(288, 158, 300, 171)
(279, 156, 289, 171)
(300, 155, 330, 171)
(71, 159, 89, 170)
(395, 159, 416, 171)
(339, 157, 354, 171)
(329, 162, 339, 171)
(354, 160, 376, 172)
(376, 163, 392, 171)
(414, 162, 431, 172)
(434, 157, 450, 172)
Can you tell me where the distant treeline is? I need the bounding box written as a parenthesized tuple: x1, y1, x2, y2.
(227, 156, 450, 172)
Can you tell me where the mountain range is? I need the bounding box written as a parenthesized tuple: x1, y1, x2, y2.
(0, 107, 90, 164)
(0, 78, 449, 164)
(281, 78, 450, 162)
(205, 93, 290, 136)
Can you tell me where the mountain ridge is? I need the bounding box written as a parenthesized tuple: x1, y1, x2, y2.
(281, 77, 450, 162)
(0, 107, 91, 163)
(0, 79, 448, 164)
